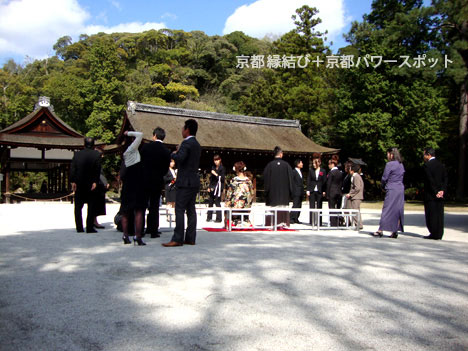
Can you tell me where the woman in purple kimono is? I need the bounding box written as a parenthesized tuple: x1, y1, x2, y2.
(373, 147, 405, 238)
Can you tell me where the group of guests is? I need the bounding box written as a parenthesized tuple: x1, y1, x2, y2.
(373, 147, 447, 240)
(204, 155, 255, 227)
(70, 120, 199, 247)
(205, 146, 364, 229)
(303, 153, 364, 228)
(71, 124, 448, 244)
(118, 121, 202, 247)
(206, 145, 448, 241)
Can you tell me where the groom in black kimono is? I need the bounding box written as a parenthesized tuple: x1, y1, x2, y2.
(263, 146, 294, 228)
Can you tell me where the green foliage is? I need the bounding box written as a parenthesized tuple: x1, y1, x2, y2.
(164, 82, 199, 102)
(10, 172, 47, 193)
(334, 0, 454, 188)
(0, 2, 465, 197)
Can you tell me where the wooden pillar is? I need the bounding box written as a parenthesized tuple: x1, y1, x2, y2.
(1, 148, 11, 203)
(4, 167, 10, 203)
(65, 164, 71, 191)
(51, 168, 54, 193)
(61, 165, 66, 192)
(53, 168, 58, 193)
(47, 169, 52, 193)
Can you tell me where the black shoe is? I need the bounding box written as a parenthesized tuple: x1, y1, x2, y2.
(122, 236, 131, 244)
(206, 219, 213, 222)
(373, 231, 383, 237)
(390, 232, 398, 239)
(150, 233, 161, 238)
(94, 224, 105, 229)
(133, 236, 146, 246)
(423, 235, 438, 240)
(86, 229, 98, 233)
(214, 219, 222, 223)
(77, 229, 84, 233)
(296, 220, 302, 224)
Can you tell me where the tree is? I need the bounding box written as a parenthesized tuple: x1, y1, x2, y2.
(334, 0, 451, 192)
(432, 0, 468, 198)
(235, 5, 335, 145)
(84, 37, 126, 142)
(0, 65, 36, 129)
(292, 5, 328, 52)
(53, 36, 73, 60)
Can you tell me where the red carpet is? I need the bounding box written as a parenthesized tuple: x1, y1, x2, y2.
(203, 227, 296, 232)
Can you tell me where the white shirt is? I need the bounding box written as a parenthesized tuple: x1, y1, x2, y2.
(295, 167, 302, 178)
(123, 131, 143, 167)
(314, 168, 320, 191)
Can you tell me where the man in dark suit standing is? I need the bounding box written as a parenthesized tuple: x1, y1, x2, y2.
(140, 127, 171, 238)
(163, 119, 201, 247)
(70, 137, 101, 233)
(326, 155, 343, 227)
(423, 147, 448, 240)
(290, 159, 304, 224)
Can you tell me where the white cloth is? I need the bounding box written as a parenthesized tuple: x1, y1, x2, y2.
(214, 175, 222, 197)
(123, 131, 143, 167)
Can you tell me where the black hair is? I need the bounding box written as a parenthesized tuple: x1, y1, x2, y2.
(351, 164, 361, 173)
(294, 159, 302, 167)
(233, 161, 246, 173)
(84, 137, 95, 149)
(184, 119, 198, 136)
(153, 127, 166, 141)
(273, 146, 282, 157)
(424, 147, 435, 157)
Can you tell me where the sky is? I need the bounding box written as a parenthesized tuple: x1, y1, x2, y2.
(0, 0, 373, 66)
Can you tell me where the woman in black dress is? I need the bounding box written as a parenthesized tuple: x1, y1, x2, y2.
(206, 155, 225, 222)
(93, 170, 109, 229)
(120, 131, 146, 245)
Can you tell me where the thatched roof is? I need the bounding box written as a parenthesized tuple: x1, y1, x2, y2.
(122, 102, 338, 154)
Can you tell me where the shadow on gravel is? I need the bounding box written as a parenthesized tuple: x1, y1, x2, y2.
(1, 218, 468, 350)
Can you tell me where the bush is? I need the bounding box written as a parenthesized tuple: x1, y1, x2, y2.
(405, 187, 420, 200)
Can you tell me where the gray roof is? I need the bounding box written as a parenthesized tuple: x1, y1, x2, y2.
(125, 102, 338, 154)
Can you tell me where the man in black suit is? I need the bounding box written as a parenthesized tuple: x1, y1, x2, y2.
(140, 127, 171, 238)
(326, 156, 343, 227)
(70, 137, 101, 233)
(162, 119, 201, 247)
(423, 147, 448, 240)
(290, 159, 304, 224)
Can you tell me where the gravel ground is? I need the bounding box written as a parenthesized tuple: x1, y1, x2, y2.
(0, 202, 467, 351)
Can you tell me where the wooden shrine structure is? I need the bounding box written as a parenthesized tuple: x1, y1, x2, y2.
(0, 98, 93, 202)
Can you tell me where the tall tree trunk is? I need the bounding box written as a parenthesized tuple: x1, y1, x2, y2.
(457, 78, 468, 199)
